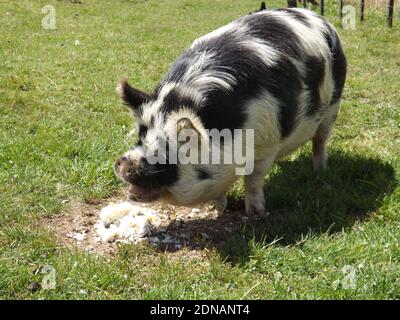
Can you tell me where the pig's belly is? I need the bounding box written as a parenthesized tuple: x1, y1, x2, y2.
(276, 117, 320, 160)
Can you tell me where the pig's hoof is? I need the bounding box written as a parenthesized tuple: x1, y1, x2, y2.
(245, 205, 266, 217)
(245, 194, 267, 217)
(244, 190, 266, 217)
(312, 153, 328, 171)
(212, 196, 227, 216)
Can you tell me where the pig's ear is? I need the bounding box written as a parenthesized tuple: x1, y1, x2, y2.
(116, 77, 150, 110)
(176, 118, 200, 137)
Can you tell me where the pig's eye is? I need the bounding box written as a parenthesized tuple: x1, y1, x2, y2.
(196, 169, 211, 180)
(138, 124, 148, 138)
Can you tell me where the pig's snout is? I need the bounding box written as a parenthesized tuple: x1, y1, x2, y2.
(114, 155, 166, 203)
(114, 156, 157, 186)
(114, 156, 139, 182)
(114, 156, 126, 173)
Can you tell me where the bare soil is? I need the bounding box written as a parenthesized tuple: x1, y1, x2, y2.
(40, 192, 253, 256)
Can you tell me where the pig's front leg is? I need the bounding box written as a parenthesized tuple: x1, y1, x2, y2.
(244, 156, 276, 216)
(213, 194, 227, 216)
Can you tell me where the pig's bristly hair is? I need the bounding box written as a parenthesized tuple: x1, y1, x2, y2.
(149, 8, 346, 138)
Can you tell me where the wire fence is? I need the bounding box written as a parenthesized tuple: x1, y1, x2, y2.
(256, 0, 398, 27)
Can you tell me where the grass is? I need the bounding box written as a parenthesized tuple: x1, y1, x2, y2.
(0, 0, 399, 299)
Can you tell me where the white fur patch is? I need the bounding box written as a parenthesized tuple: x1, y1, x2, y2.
(277, 116, 321, 159)
(238, 37, 279, 67)
(191, 20, 250, 48)
(169, 163, 236, 205)
(124, 146, 145, 161)
(141, 83, 175, 123)
(243, 91, 281, 159)
(179, 51, 237, 92)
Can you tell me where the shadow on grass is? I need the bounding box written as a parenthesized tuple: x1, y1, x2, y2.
(158, 150, 396, 264)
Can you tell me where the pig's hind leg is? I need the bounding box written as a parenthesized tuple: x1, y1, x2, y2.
(213, 194, 228, 216)
(312, 103, 339, 170)
(244, 154, 277, 216)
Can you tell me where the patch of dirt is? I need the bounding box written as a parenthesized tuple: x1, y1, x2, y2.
(40, 197, 119, 255)
(40, 193, 253, 256)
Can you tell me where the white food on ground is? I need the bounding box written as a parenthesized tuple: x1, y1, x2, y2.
(67, 232, 87, 241)
(95, 202, 158, 243)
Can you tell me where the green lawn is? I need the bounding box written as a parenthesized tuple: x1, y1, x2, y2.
(0, 0, 399, 299)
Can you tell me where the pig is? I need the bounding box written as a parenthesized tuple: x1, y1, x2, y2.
(114, 8, 346, 216)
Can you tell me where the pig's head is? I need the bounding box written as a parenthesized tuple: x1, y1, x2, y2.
(114, 78, 234, 206)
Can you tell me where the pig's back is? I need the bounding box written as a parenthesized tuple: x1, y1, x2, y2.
(158, 8, 346, 141)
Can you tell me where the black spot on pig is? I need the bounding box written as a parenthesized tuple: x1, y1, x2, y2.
(196, 169, 211, 180)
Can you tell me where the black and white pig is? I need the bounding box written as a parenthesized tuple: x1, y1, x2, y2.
(115, 8, 346, 216)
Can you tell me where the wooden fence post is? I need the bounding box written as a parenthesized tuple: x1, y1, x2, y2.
(339, 0, 344, 19)
(387, 0, 395, 28)
(360, 0, 365, 21)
